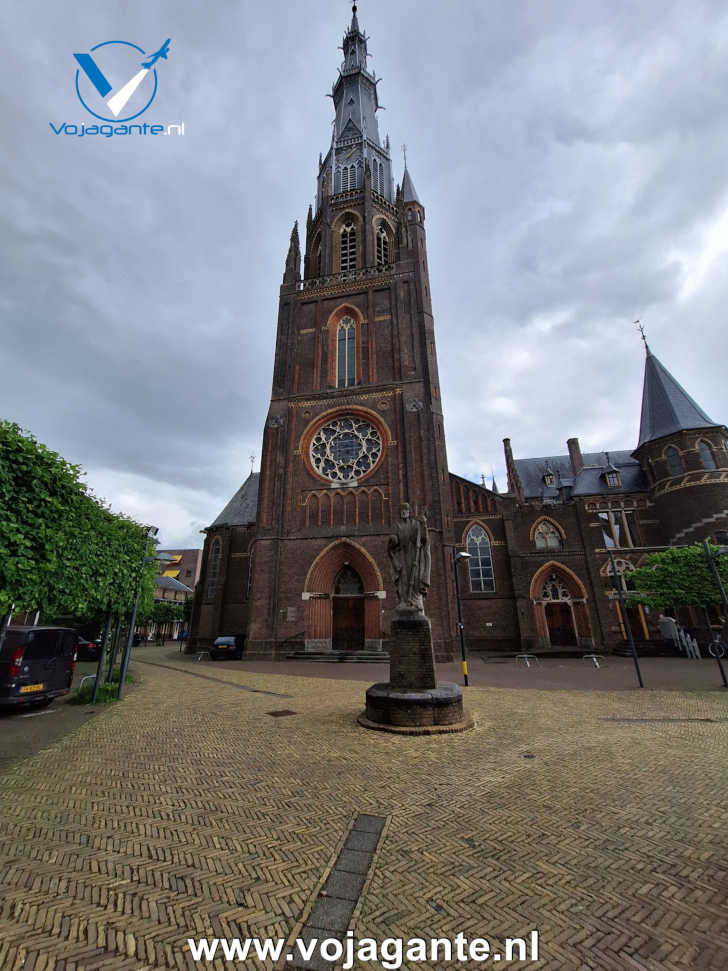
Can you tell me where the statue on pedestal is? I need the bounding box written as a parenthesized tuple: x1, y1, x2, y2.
(387, 503, 431, 613)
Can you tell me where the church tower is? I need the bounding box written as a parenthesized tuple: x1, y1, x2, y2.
(247, 5, 457, 657)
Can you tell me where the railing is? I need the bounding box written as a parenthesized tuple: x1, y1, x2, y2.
(298, 265, 393, 292)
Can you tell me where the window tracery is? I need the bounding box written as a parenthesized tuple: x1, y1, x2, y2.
(336, 317, 356, 388)
(534, 520, 563, 551)
(309, 417, 382, 483)
(466, 525, 495, 592)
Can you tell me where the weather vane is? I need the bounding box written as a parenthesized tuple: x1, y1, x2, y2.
(402, 143, 407, 168)
(635, 319, 648, 347)
(249, 454, 256, 474)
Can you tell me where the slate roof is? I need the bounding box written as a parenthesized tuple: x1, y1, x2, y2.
(155, 575, 193, 594)
(401, 167, 421, 204)
(637, 348, 716, 447)
(209, 473, 260, 528)
(515, 450, 647, 500)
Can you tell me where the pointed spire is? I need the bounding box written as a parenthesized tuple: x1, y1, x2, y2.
(491, 473, 499, 495)
(349, 3, 360, 35)
(282, 220, 301, 286)
(637, 348, 716, 447)
(402, 165, 421, 204)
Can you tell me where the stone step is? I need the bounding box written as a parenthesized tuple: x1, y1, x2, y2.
(285, 651, 390, 663)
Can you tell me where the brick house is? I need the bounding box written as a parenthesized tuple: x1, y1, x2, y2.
(188, 8, 728, 658)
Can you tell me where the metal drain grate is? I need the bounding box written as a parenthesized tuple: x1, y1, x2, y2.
(266, 709, 298, 718)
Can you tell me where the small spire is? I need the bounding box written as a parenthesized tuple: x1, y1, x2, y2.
(636, 346, 716, 447)
(283, 220, 301, 285)
(349, 3, 360, 34)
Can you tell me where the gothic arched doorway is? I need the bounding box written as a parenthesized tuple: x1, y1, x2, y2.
(303, 540, 384, 653)
(530, 562, 594, 649)
(332, 566, 365, 651)
(542, 574, 577, 646)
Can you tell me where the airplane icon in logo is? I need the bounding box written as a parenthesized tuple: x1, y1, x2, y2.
(141, 39, 171, 70)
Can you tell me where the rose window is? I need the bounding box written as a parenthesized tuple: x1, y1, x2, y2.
(309, 417, 382, 483)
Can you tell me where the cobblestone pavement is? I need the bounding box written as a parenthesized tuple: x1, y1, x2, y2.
(0, 662, 102, 776)
(0, 656, 726, 970)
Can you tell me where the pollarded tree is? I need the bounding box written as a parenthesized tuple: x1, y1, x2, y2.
(0, 421, 155, 645)
(0, 421, 87, 618)
(628, 544, 728, 611)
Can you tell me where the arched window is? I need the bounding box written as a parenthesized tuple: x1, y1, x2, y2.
(698, 440, 717, 470)
(340, 219, 356, 272)
(534, 520, 563, 551)
(207, 539, 221, 597)
(337, 316, 356, 388)
(376, 224, 389, 267)
(334, 565, 363, 595)
(605, 558, 635, 593)
(407, 208, 413, 222)
(466, 525, 495, 592)
(312, 234, 322, 277)
(540, 573, 571, 601)
(665, 446, 683, 476)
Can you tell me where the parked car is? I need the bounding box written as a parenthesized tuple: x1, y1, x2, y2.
(76, 636, 99, 662)
(210, 635, 244, 660)
(0, 626, 78, 708)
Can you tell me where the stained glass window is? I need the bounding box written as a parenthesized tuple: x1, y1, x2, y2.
(534, 520, 563, 550)
(698, 441, 717, 470)
(207, 539, 221, 597)
(337, 317, 356, 388)
(665, 446, 683, 476)
(466, 525, 495, 592)
(309, 417, 382, 483)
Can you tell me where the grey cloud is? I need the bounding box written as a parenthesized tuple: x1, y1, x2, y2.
(1, 0, 726, 548)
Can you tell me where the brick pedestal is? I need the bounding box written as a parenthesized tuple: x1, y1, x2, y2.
(389, 614, 436, 689)
(360, 609, 472, 735)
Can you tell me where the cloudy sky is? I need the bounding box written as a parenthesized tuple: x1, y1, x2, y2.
(3, 0, 728, 549)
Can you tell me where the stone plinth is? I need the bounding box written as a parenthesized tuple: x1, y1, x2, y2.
(389, 614, 436, 689)
(359, 610, 472, 735)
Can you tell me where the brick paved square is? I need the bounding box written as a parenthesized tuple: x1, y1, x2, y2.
(0, 656, 726, 970)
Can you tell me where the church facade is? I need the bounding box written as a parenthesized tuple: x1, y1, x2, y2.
(189, 8, 728, 659)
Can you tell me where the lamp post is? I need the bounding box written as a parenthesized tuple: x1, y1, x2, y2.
(453, 549, 472, 687)
(117, 526, 162, 700)
(608, 548, 644, 689)
(701, 540, 728, 688)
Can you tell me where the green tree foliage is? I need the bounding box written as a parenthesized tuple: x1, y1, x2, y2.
(0, 421, 153, 619)
(629, 544, 728, 611)
(151, 601, 185, 624)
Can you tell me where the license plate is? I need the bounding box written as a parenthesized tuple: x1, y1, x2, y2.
(20, 683, 44, 694)
(217, 645, 229, 650)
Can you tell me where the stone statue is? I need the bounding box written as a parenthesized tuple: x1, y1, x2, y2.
(388, 503, 431, 613)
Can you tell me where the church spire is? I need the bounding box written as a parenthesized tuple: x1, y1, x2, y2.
(282, 220, 300, 286)
(636, 347, 715, 447)
(315, 2, 393, 211)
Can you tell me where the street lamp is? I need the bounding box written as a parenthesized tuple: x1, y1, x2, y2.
(117, 526, 164, 699)
(701, 540, 728, 688)
(608, 548, 644, 689)
(452, 549, 472, 687)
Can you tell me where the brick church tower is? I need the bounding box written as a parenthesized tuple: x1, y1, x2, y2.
(245, 4, 457, 657)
